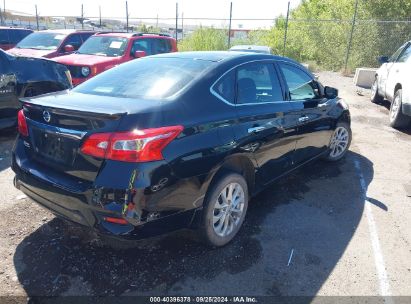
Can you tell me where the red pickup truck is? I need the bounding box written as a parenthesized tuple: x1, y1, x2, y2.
(54, 32, 178, 86)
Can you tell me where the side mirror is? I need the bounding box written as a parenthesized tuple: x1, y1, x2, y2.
(64, 44, 75, 53)
(133, 50, 146, 58)
(324, 86, 338, 99)
(378, 56, 389, 64)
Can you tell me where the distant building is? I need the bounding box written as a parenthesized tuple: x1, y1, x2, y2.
(229, 29, 251, 40)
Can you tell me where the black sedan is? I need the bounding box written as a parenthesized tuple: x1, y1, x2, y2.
(12, 52, 351, 247)
(0, 50, 72, 130)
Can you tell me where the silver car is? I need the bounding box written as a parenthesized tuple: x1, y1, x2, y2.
(371, 41, 411, 128)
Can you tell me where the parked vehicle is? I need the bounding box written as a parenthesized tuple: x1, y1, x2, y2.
(13, 52, 351, 246)
(7, 29, 95, 59)
(0, 27, 33, 50)
(371, 41, 411, 128)
(230, 45, 271, 54)
(0, 50, 72, 130)
(54, 32, 177, 86)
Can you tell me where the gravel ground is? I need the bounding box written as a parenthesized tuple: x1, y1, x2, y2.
(0, 72, 410, 299)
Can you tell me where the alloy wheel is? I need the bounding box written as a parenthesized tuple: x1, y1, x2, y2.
(329, 127, 349, 158)
(212, 182, 245, 237)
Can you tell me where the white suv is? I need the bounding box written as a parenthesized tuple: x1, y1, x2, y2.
(371, 41, 411, 128)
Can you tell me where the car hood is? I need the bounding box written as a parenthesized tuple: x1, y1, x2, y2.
(7, 48, 54, 58)
(54, 53, 121, 66)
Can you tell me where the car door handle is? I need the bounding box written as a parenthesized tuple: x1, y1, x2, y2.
(248, 126, 265, 134)
(298, 116, 309, 123)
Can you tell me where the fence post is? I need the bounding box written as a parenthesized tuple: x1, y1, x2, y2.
(228, 2, 232, 48)
(175, 2, 178, 43)
(283, 1, 290, 56)
(35, 5, 39, 30)
(99, 5, 102, 28)
(344, 0, 359, 72)
(125, 1, 129, 32)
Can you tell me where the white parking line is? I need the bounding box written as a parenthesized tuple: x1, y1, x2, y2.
(354, 159, 392, 299)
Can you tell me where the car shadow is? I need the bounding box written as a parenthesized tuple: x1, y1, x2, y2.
(374, 99, 411, 134)
(13, 151, 373, 297)
(0, 127, 16, 172)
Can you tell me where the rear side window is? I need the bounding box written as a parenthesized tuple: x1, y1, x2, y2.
(153, 38, 172, 54)
(131, 38, 152, 55)
(279, 63, 319, 101)
(236, 62, 283, 104)
(9, 30, 31, 43)
(213, 70, 235, 103)
(0, 30, 10, 44)
(74, 57, 212, 99)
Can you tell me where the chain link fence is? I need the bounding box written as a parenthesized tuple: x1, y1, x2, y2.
(1, 10, 411, 72)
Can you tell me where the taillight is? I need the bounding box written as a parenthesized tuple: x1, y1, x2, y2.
(17, 109, 29, 137)
(81, 125, 183, 162)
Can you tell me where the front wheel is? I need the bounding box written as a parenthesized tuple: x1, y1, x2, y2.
(324, 122, 352, 162)
(389, 89, 410, 129)
(199, 173, 248, 247)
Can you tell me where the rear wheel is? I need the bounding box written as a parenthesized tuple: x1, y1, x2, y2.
(324, 122, 352, 162)
(370, 77, 383, 103)
(389, 89, 410, 129)
(199, 173, 248, 247)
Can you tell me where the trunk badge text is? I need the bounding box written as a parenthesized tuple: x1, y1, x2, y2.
(43, 111, 51, 123)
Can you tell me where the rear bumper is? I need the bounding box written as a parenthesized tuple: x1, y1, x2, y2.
(14, 169, 199, 240)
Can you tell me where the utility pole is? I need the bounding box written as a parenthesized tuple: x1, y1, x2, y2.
(344, 0, 359, 72)
(175, 2, 178, 43)
(35, 4, 39, 30)
(283, 1, 290, 56)
(227, 2, 232, 48)
(81, 4, 84, 29)
(99, 5, 102, 28)
(3, 0, 5, 14)
(125, 1, 129, 32)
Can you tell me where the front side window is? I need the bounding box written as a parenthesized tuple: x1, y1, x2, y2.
(397, 44, 411, 63)
(131, 38, 152, 56)
(389, 43, 407, 62)
(279, 63, 319, 101)
(77, 36, 128, 57)
(16, 32, 65, 50)
(74, 57, 212, 99)
(62, 34, 83, 51)
(236, 62, 283, 104)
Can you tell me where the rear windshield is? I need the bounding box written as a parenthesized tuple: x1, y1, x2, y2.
(74, 57, 212, 99)
(77, 36, 128, 57)
(16, 32, 65, 50)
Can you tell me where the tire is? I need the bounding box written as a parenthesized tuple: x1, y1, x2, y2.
(199, 172, 248, 247)
(389, 89, 410, 129)
(370, 77, 383, 103)
(324, 122, 352, 162)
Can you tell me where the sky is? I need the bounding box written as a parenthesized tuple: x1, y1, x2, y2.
(6, 0, 301, 29)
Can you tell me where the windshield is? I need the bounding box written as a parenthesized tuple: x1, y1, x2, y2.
(74, 57, 212, 99)
(16, 32, 65, 50)
(77, 36, 128, 57)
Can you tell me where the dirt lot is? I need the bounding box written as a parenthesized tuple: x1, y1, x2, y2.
(0, 72, 410, 299)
